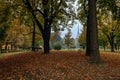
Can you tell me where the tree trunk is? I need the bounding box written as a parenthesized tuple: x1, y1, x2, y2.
(103, 45, 106, 51)
(43, 21, 51, 54)
(87, 0, 100, 62)
(0, 46, 1, 53)
(115, 43, 117, 51)
(108, 34, 115, 52)
(86, 13, 91, 56)
(110, 37, 115, 52)
(31, 21, 36, 51)
(5, 41, 8, 53)
(118, 46, 120, 51)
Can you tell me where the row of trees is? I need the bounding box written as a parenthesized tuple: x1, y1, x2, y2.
(0, 0, 76, 52)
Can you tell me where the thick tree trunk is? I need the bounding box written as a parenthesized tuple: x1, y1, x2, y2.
(43, 22, 51, 54)
(86, 14, 91, 56)
(87, 0, 100, 62)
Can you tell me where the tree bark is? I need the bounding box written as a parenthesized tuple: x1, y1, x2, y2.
(31, 21, 36, 51)
(86, 13, 91, 56)
(110, 37, 115, 52)
(87, 0, 100, 62)
(118, 46, 120, 51)
(5, 41, 8, 53)
(0, 46, 1, 53)
(107, 33, 115, 52)
(43, 22, 51, 53)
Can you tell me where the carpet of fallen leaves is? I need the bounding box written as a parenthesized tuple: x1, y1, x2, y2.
(0, 50, 120, 80)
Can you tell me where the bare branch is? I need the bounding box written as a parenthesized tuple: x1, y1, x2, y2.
(34, 9, 45, 17)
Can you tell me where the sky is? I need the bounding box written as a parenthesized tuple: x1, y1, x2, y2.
(60, 20, 83, 39)
(60, 0, 83, 39)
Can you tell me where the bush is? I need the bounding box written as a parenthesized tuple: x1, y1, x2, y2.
(53, 42, 62, 50)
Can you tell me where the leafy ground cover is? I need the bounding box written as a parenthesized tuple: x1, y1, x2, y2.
(0, 50, 120, 80)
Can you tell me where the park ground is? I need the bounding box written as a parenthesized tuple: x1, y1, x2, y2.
(0, 50, 120, 80)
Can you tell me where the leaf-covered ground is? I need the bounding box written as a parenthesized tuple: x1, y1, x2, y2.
(0, 51, 120, 80)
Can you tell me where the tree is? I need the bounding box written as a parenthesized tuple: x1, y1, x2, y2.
(98, 10, 120, 52)
(64, 29, 74, 49)
(31, 20, 36, 51)
(86, 0, 100, 62)
(96, 0, 120, 52)
(21, 0, 75, 53)
(0, 1, 11, 52)
(77, 0, 101, 62)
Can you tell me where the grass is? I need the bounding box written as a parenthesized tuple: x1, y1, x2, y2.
(0, 50, 120, 80)
(0, 50, 29, 58)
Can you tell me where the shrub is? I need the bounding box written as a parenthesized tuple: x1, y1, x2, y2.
(53, 42, 62, 50)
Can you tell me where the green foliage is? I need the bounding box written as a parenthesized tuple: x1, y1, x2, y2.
(50, 31, 62, 49)
(53, 35, 62, 42)
(0, 1, 11, 45)
(53, 42, 62, 50)
(98, 37, 108, 50)
(97, 0, 120, 20)
(98, 30, 108, 48)
(0, 26, 9, 43)
(115, 35, 120, 45)
(77, 0, 88, 25)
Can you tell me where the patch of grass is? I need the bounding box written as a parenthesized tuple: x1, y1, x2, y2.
(0, 50, 29, 58)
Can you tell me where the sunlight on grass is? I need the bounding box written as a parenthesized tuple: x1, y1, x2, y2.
(0, 52, 21, 58)
(0, 51, 29, 58)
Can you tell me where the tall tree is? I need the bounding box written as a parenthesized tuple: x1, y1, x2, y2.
(97, 0, 120, 52)
(98, 10, 120, 52)
(22, 0, 75, 53)
(0, 1, 11, 52)
(64, 29, 74, 49)
(87, 0, 100, 62)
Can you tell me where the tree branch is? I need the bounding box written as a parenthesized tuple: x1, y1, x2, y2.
(35, 9, 45, 17)
(22, 0, 44, 35)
